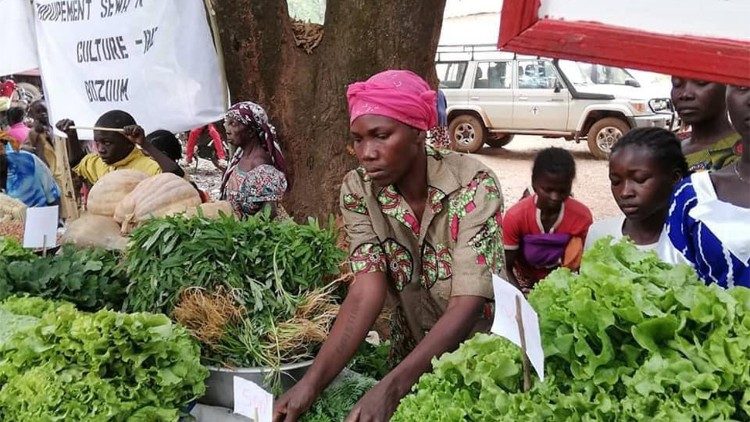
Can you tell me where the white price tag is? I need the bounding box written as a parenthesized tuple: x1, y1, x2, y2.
(233, 377, 273, 422)
(23, 206, 58, 249)
(491, 275, 545, 381)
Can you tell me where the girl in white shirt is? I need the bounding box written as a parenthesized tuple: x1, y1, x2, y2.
(585, 127, 688, 252)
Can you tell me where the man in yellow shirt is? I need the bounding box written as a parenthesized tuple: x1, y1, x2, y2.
(56, 110, 183, 185)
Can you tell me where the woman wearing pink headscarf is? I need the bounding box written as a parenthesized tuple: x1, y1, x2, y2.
(274, 70, 504, 422)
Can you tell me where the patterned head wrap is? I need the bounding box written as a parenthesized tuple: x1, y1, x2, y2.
(346, 70, 437, 131)
(221, 101, 289, 193)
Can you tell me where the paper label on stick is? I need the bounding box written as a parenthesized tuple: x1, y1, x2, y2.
(23, 206, 58, 249)
(233, 377, 273, 422)
(490, 275, 545, 381)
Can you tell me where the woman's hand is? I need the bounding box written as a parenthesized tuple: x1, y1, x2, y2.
(273, 379, 320, 422)
(123, 125, 146, 146)
(345, 377, 404, 422)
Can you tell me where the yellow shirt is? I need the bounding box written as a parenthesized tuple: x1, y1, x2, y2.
(74, 147, 160, 185)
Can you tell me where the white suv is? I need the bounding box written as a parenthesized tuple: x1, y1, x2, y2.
(436, 46, 674, 158)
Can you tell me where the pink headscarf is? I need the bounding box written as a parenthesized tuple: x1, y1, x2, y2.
(346, 70, 437, 131)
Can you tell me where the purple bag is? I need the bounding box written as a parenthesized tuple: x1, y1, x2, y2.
(521, 233, 571, 268)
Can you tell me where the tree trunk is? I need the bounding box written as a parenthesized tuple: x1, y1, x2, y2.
(214, 0, 446, 220)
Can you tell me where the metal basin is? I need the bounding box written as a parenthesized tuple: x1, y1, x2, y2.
(198, 360, 314, 409)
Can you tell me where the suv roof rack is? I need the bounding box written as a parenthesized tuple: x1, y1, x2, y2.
(436, 44, 513, 61)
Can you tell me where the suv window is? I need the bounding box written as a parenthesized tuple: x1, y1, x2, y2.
(518, 60, 561, 90)
(473, 61, 512, 89)
(436, 62, 467, 89)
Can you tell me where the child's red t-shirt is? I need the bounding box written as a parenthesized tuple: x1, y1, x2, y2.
(502, 195, 593, 286)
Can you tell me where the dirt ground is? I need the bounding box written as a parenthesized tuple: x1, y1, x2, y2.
(188, 134, 620, 221)
(469, 135, 620, 220)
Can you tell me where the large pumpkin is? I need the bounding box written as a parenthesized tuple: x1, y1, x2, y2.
(182, 201, 234, 219)
(61, 213, 128, 250)
(87, 170, 149, 217)
(114, 173, 202, 233)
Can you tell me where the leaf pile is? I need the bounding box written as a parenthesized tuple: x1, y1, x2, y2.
(301, 371, 377, 422)
(125, 214, 346, 370)
(0, 240, 128, 311)
(0, 296, 208, 421)
(393, 238, 750, 421)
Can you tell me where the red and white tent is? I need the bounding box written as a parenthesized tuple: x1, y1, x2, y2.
(498, 0, 750, 86)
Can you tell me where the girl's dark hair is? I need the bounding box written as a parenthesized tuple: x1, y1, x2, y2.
(6, 107, 25, 125)
(146, 130, 182, 161)
(611, 127, 688, 176)
(532, 147, 576, 182)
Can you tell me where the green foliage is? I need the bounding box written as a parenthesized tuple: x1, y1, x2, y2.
(394, 238, 750, 421)
(0, 245, 128, 311)
(0, 297, 207, 421)
(301, 371, 377, 422)
(125, 214, 345, 370)
(348, 340, 392, 380)
(125, 213, 344, 315)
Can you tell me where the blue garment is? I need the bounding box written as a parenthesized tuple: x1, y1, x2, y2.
(3, 149, 60, 207)
(665, 172, 749, 288)
(437, 89, 448, 127)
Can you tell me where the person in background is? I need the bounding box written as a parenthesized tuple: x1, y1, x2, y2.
(671, 77, 740, 172)
(26, 100, 56, 169)
(56, 110, 183, 186)
(185, 123, 227, 165)
(503, 147, 592, 293)
(274, 70, 502, 422)
(585, 127, 688, 252)
(663, 84, 750, 287)
(0, 131, 60, 207)
(147, 129, 210, 202)
(6, 107, 30, 145)
(219, 102, 288, 218)
(427, 89, 450, 149)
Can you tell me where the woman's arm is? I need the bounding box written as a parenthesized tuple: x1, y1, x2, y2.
(345, 295, 485, 422)
(273, 272, 388, 422)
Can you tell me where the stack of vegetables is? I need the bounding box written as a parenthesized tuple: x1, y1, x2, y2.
(0, 296, 207, 420)
(393, 239, 750, 421)
(64, 169, 232, 250)
(0, 237, 129, 311)
(123, 213, 346, 382)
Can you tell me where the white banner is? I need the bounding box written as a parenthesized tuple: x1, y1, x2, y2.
(2, 0, 40, 76)
(33, 0, 226, 138)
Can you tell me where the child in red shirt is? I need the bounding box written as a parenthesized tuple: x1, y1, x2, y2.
(503, 147, 593, 293)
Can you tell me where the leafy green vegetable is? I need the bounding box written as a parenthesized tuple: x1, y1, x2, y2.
(301, 371, 377, 422)
(0, 297, 207, 421)
(125, 214, 345, 370)
(126, 213, 344, 315)
(394, 238, 750, 421)
(348, 340, 392, 380)
(0, 244, 129, 311)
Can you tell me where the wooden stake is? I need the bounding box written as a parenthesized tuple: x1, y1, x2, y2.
(69, 126, 125, 133)
(515, 295, 532, 392)
(42, 234, 48, 257)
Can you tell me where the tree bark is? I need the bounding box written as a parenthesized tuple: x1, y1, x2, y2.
(215, 0, 446, 220)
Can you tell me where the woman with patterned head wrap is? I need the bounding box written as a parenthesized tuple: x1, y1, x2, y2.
(274, 70, 504, 422)
(219, 101, 289, 218)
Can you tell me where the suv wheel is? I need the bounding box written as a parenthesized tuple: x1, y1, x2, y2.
(486, 133, 515, 148)
(449, 114, 486, 153)
(587, 117, 630, 159)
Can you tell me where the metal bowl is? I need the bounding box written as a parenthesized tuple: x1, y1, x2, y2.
(198, 360, 314, 409)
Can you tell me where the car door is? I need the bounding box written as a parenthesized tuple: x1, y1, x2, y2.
(467, 60, 514, 129)
(513, 59, 570, 131)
